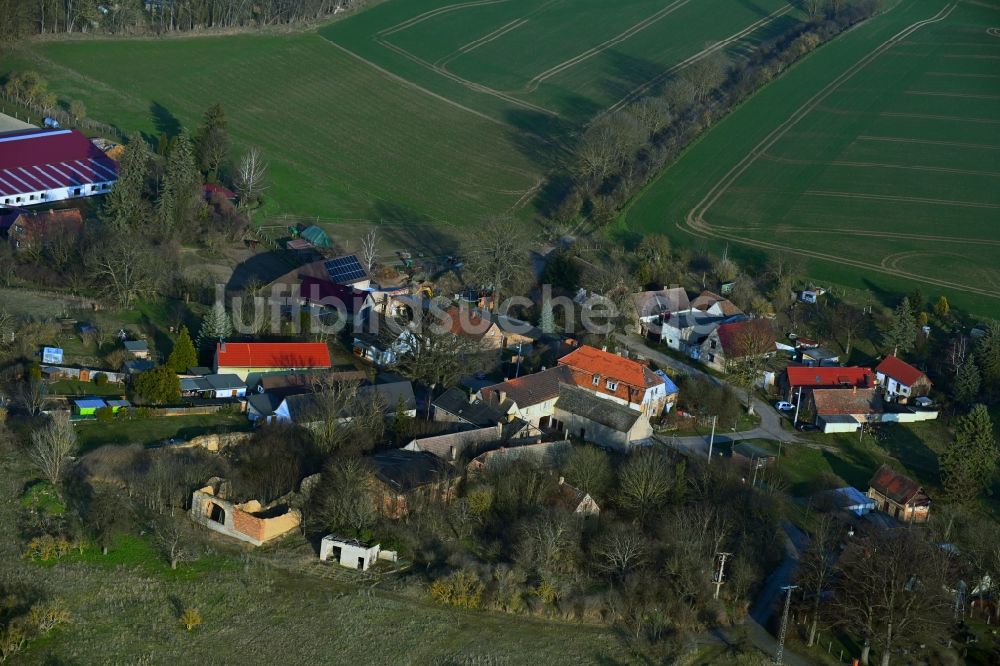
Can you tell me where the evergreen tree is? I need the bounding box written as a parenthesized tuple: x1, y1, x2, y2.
(940, 405, 998, 508)
(883, 297, 916, 356)
(131, 366, 181, 404)
(197, 301, 233, 349)
(977, 321, 1000, 400)
(103, 133, 149, 231)
(195, 103, 230, 180)
(158, 130, 201, 231)
(953, 360, 981, 405)
(539, 297, 554, 334)
(167, 326, 198, 372)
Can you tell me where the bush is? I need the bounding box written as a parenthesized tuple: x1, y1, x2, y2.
(430, 571, 484, 609)
(92, 372, 108, 387)
(179, 608, 202, 631)
(24, 535, 72, 561)
(94, 406, 114, 423)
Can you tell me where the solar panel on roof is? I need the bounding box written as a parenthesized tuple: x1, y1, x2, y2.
(324, 255, 366, 284)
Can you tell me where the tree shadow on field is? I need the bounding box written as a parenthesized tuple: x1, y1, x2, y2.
(371, 200, 461, 259)
(150, 101, 181, 140)
(503, 108, 573, 169)
(598, 49, 668, 104)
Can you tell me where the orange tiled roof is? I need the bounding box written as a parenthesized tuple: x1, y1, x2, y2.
(558, 344, 661, 388)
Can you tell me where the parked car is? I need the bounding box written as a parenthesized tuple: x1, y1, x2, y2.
(774, 401, 794, 411)
(796, 423, 819, 432)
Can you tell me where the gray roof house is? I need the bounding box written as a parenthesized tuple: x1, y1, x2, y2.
(403, 426, 505, 463)
(554, 384, 651, 450)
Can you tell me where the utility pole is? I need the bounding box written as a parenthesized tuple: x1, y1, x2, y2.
(775, 584, 798, 665)
(713, 551, 732, 600)
(792, 385, 802, 425)
(707, 414, 717, 462)
(514, 340, 523, 378)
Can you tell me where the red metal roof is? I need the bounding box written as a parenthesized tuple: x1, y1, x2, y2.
(786, 366, 874, 389)
(0, 128, 118, 197)
(215, 342, 331, 369)
(869, 464, 929, 505)
(875, 355, 927, 387)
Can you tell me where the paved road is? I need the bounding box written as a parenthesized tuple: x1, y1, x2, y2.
(618, 334, 800, 444)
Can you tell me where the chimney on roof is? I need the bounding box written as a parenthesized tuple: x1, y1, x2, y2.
(220, 341, 226, 353)
(469, 392, 476, 404)
(498, 390, 507, 404)
(450, 445, 457, 461)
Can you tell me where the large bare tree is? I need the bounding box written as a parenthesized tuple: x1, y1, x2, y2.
(27, 412, 77, 485)
(464, 214, 530, 312)
(834, 528, 952, 666)
(235, 145, 268, 211)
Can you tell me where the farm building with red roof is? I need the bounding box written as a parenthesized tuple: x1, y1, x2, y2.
(875, 355, 931, 402)
(781, 366, 875, 402)
(867, 464, 930, 524)
(0, 128, 118, 207)
(214, 342, 332, 380)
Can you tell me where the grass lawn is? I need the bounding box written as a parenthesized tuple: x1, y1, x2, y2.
(623, 0, 1000, 318)
(74, 412, 251, 452)
(48, 379, 125, 397)
(752, 415, 953, 498)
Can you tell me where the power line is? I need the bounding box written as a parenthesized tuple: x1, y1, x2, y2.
(775, 584, 798, 665)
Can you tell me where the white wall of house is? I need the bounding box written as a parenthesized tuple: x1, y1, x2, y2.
(1, 180, 114, 208)
(877, 372, 910, 398)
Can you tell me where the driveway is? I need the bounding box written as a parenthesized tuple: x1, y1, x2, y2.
(618, 334, 799, 445)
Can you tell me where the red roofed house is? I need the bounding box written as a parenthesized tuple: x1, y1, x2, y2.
(557, 344, 675, 416)
(214, 342, 332, 380)
(0, 128, 118, 207)
(698, 319, 775, 372)
(867, 464, 931, 524)
(875, 355, 931, 403)
(7, 208, 84, 252)
(781, 366, 875, 403)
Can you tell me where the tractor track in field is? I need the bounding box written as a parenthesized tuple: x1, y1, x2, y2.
(759, 152, 1000, 177)
(376, 38, 560, 116)
(802, 190, 1000, 209)
(376, 0, 510, 37)
(519, 0, 693, 93)
(678, 3, 1000, 299)
(905, 89, 1000, 100)
(370, 0, 561, 117)
(600, 3, 796, 117)
(857, 135, 1000, 150)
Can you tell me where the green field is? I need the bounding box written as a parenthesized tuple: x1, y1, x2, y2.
(624, 0, 1000, 316)
(321, 0, 803, 124)
(5, 0, 806, 225)
(5, 33, 543, 224)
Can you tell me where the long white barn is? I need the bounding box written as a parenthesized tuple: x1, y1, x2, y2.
(0, 128, 118, 207)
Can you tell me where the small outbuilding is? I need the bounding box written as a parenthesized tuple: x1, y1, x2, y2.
(73, 398, 107, 416)
(122, 340, 150, 359)
(319, 536, 390, 571)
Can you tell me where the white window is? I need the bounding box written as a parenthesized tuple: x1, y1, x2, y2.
(592, 374, 600, 386)
(605, 380, 618, 391)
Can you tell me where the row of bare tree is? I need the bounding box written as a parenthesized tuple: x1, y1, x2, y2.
(547, 0, 882, 229)
(0, 0, 371, 40)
